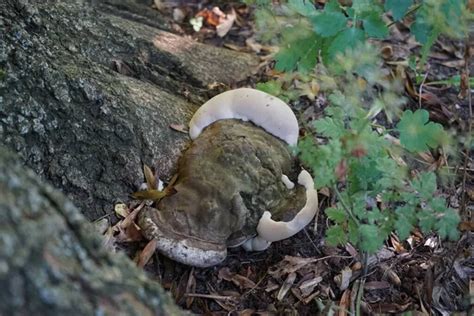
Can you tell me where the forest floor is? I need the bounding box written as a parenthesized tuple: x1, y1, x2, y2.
(101, 1, 473, 315)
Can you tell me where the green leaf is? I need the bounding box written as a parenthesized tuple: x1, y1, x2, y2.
(395, 205, 416, 240)
(418, 209, 436, 233)
(256, 80, 282, 96)
(326, 207, 346, 224)
(411, 172, 437, 200)
(324, 0, 342, 13)
(358, 224, 383, 253)
(299, 138, 342, 189)
(327, 28, 365, 60)
(362, 13, 388, 39)
(288, 0, 317, 17)
(275, 27, 321, 72)
(314, 117, 345, 139)
(311, 12, 347, 37)
(352, 0, 372, 15)
(396, 109, 446, 152)
(435, 208, 460, 240)
(326, 225, 347, 246)
(384, 0, 412, 21)
(375, 156, 406, 190)
(441, 0, 465, 37)
(410, 18, 432, 44)
(347, 220, 359, 244)
(349, 157, 383, 193)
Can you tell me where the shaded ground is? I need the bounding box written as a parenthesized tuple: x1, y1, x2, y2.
(102, 1, 473, 314)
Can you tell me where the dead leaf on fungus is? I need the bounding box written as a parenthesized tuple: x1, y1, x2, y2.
(169, 123, 188, 134)
(143, 164, 157, 190)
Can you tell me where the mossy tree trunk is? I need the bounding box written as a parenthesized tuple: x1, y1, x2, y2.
(0, 0, 257, 313)
(0, 0, 257, 220)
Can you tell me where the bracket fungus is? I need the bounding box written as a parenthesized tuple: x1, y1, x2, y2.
(138, 88, 318, 267)
(243, 169, 318, 251)
(189, 88, 299, 146)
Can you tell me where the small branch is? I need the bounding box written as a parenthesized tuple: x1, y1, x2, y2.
(355, 252, 369, 316)
(460, 37, 473, 218)
(184, 293, 236, 301)
(418, 70, 429, 108)
(333, 185, 359, 225)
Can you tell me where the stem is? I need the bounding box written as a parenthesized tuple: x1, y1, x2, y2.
(386, 3, 422, 27)
(460, 37, 472, 218)
(333, 185, 359, 225)
(355, 252, 369, 316)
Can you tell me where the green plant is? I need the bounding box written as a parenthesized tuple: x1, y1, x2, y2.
(247, 0, 469, 71)
(245, 0, 466, 254)
(296, 44, 458, 253)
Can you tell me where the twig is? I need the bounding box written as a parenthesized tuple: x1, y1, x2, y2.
(355, 252, 369, 316)
(460, 37, 473, 218)
(418, 70, 429, 108)
(303, 228, 320, 253)
(184, 293, 235, 300)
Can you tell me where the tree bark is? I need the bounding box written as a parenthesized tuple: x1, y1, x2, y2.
(0, 0, 257, 220)
(0, 0, 258, 313)
(0, 146, 186, 315)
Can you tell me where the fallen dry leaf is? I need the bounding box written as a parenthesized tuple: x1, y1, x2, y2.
(114, 203, 130, 218)
(143, 164, 157, 190)
(136, 239, 157, 268)
(216, 8, 236, 37)
(337, 267, 353, 291)
(265, 279, 279, 292)
(277, 272, 297, 301)
(245, 37, 263, 53)
(120, 203, 145, 230)
(299, 276, 322, 297)
(218, 267, 256, 289)
(459, 220, 474, 232)
(345, 243, 359, 259)
(196, 8, 221, 27)
(204, 285, 238, 311)
(380, 263, 401, 286)
(132, 189, 167, 201)
(117, 222, 143, 242)
(169, 123, 188, 134)
(364, 281, 391, 290)
(338, 289, 351, 316)
(458, 70, 469, 99)
(440, 59, 465, 68)
(381, 45, 393, 60)
(369, 302, 412, 313)
(302, 290, 321, 305)
(268, 256, 320, 277)
(390, 235, 406, 253)
(185, 268, 196, 308)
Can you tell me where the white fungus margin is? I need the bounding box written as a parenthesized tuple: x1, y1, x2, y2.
(189, 88, 299, 146)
